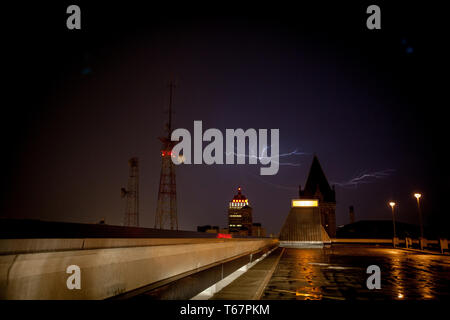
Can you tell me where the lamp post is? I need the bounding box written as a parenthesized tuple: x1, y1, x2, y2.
(389, 201, 397, 247)
(414, 193, 424, 239)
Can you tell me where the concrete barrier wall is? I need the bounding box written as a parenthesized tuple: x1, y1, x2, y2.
(331, 238, 442, 245)
(331, 238, 393, 244)
(0, 238, 257, 255)
(0, 238, 277, 300)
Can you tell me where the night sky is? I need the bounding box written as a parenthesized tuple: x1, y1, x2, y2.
(2, 2, 447, 236)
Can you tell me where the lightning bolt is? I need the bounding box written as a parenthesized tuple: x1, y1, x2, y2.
(332, 169, 396, 188)
(224, 146, 308, 166)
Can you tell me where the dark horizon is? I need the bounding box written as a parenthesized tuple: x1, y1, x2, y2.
(2, 2, 447, 236)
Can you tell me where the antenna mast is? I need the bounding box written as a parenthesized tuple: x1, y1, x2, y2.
(121, 157, 139, 227)
(154, 81, 178, 230)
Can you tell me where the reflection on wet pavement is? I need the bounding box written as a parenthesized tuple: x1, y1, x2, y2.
(262, 245, 450, 300)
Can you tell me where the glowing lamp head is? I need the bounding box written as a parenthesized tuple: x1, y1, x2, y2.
(292, 199, 318, 207)
(414, 193, 422, 200)
(389, 201, 396, 208)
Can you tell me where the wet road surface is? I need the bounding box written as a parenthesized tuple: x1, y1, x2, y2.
(262, 245, 450, 300)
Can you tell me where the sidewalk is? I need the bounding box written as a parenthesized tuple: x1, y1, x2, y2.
(211, 247, 285, 300)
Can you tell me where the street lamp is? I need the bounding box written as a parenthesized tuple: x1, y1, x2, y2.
(414, 193, 424, 239)
(389, 201, 397, 247)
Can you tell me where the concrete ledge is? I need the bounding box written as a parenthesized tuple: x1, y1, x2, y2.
(400, 247, 450, 256)
(0, 238, 277, 300)
(0, 238, 259, 255)
(331, 238, 393, 244)
(280, 241, 326, 248)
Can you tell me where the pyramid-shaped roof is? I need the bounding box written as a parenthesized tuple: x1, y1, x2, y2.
(300, 155, 335, 203)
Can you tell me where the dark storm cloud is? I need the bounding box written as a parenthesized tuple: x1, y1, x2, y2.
(2, 2, 446, 236)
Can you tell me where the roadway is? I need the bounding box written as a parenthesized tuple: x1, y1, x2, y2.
(261, 245, 450, 300)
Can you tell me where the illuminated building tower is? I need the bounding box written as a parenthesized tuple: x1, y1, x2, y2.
(228, 187, 253, 235)
(154, 82, 178, 230)
(298, 155, 336, 237)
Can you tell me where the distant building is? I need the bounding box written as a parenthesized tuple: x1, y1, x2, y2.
(349, 205, 355, 224)
(298, 155, 336, 238)
(279, 198, 331, 247)
(228, 187, 253, 235)
(219, 227, 229, 234)
(197, 225, 219, 233)
(198, 187, 265, 237)
(337, 220, 422, 239)
(251, 223, 266, 237)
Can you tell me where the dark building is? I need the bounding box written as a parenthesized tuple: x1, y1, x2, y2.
(337, 220, 422, 239)
(228, 187, 253, 235)
(251, 223, 266, 237)
(349, 205, 355, 224)
(298, 155, 336, 238)
(197, 225, 219, 233)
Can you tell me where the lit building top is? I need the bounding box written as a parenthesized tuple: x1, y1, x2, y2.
(229, 187, 250, 208)
(291, 199, 319, 207)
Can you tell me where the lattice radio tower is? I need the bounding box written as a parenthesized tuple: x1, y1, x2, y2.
(121, 157, 139, 227)
(154, 82, 178, 230)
